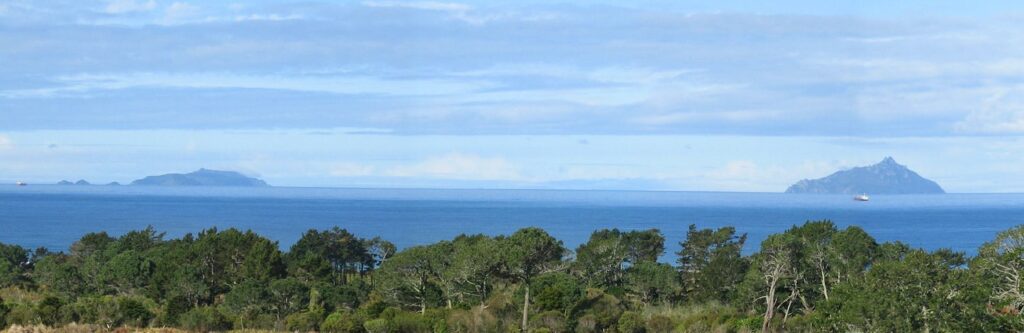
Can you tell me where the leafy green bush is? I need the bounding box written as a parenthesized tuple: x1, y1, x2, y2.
(0, 298, 10, 329)
(645, 314, 673, 333)
(364, 318, 392, 333)
(286, 308, 325, 332)
(5, 303, 36, 326)
(36, 296, 64, 326)
(530, 310, 566, 332)
(179, 306, 231, 332)
(617, 311, 644, 333)
(117, 297, 153, 327)
(322, 311, 366, 333)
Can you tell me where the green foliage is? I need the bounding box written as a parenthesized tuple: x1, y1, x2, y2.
(644, 314, 672, 333)
(677, 224, 747, 304)
(617, 311, 644, 333)
(574, 229, 664, 288)
(4, 222, 1024, 332)
(0, 244, 29, 288)
(363, 318, 391, 333)
(322, 311, 366, 333)
(116, 297, 154, 327)
(530, 272, 583, 315)
(179, 306, 231, 332)
(286, 308, 325, 332)
(0, 297, 9, 329)
(625, 261, 679, 306)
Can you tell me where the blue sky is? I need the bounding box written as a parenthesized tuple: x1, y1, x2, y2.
(2, 1, 1024, 192)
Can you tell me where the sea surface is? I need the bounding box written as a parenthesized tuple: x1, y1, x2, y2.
(1, 185, 1023, 257)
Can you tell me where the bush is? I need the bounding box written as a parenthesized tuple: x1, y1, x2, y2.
(36, 296, 64, 326)
(645, 315, 673, 333)
(617, 311, 644, 333)
(117, 297, 153, 327)
(322, 311, 366, 333)
(286, 309, 325, 332)
(0, 298, 9, 329)
(5, 303, 36, 326)
(179, 306, 231, 332)
(364, 318, 392, 333)
(531, 311, 566, 332)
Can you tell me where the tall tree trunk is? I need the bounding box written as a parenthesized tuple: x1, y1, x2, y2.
(820, 269, 829, 301)
(521, 284, 530, 331)
(762, 275, 779, 333)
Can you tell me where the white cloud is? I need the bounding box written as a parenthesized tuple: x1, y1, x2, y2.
(385, 153, 523, 180)
(953, 88, 1024, 134)
(0, 135, 12, 150)
(0, 72, 491, 98)
(631, 110, 779, 125)
(104, 0, 156, 14)
(164, 2, 200, 23)
(363, 1, 470, 12)
(329, 163, 377, 177)
(361, 0, 544, 25)
(231, 14, 304, 22)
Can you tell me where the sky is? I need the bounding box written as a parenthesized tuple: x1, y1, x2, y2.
(2, 1, 1024, 192)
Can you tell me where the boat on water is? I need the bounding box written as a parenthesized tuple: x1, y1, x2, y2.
(853, 193, 869, 201)
(15, 181, 27, 186)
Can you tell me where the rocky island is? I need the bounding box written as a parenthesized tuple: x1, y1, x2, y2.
(786, 157, 944, 194)
(130, 168, 269, 187)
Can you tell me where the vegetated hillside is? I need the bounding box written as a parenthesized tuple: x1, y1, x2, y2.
(0, 222, 1018, 332)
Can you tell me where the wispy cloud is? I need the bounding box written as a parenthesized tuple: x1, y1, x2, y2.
(104, 0, 156, 14)
(1, 72, 492, 98)
(385, 153, 523, 181)
(0, 135, 12, 151)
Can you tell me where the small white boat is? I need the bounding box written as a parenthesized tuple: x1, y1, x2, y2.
(15, 181, 27, 186)
(853, 194, 869, 201)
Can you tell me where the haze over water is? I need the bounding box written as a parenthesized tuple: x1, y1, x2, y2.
(3, 185, 1022, 257)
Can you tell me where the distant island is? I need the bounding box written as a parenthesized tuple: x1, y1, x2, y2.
(786, 157, 944, 194)
(56, 179, 91, 185)
(130, 168, 269, 187)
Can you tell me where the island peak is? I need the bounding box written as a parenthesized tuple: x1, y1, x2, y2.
(786, 157, 944, 194)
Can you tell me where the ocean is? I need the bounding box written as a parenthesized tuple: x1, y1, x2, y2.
(1, 185, 1023, 257)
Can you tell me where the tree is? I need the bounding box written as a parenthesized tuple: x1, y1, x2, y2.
(223, 280, 269, 329)
(974, 225, 1024, 330)
(816, 248, 993, 332)
(103, 250, 156, 295)
(622, 229, 665, 264)
(530, 272, 583, 317)
(625, 261, 679, 306)
(0, 243, 29, 288)
(676, 224, 747, 303)
(289, 228, 372, 284)
(376, 245, 438, 314)
(268, 278, 310, 322)
(575, 229, 627, 288)
(574, 229, 664, 288)
(446, 234, 501, 307)
(499, 228, 567, 331)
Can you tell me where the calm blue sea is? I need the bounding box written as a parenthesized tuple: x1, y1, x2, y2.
(1, 185, 1023, 257)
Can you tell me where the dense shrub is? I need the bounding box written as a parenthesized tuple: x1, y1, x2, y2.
(617, 311, 644, 333)
(179, 306, 231, 332)
(645, 314, 673, 333)
(116, 297, 153, 327)
(286, 309, 325, 332)
(322, 311, 366, 333)
(0, 298, 9, 329)
(363, 318, 391, 333)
